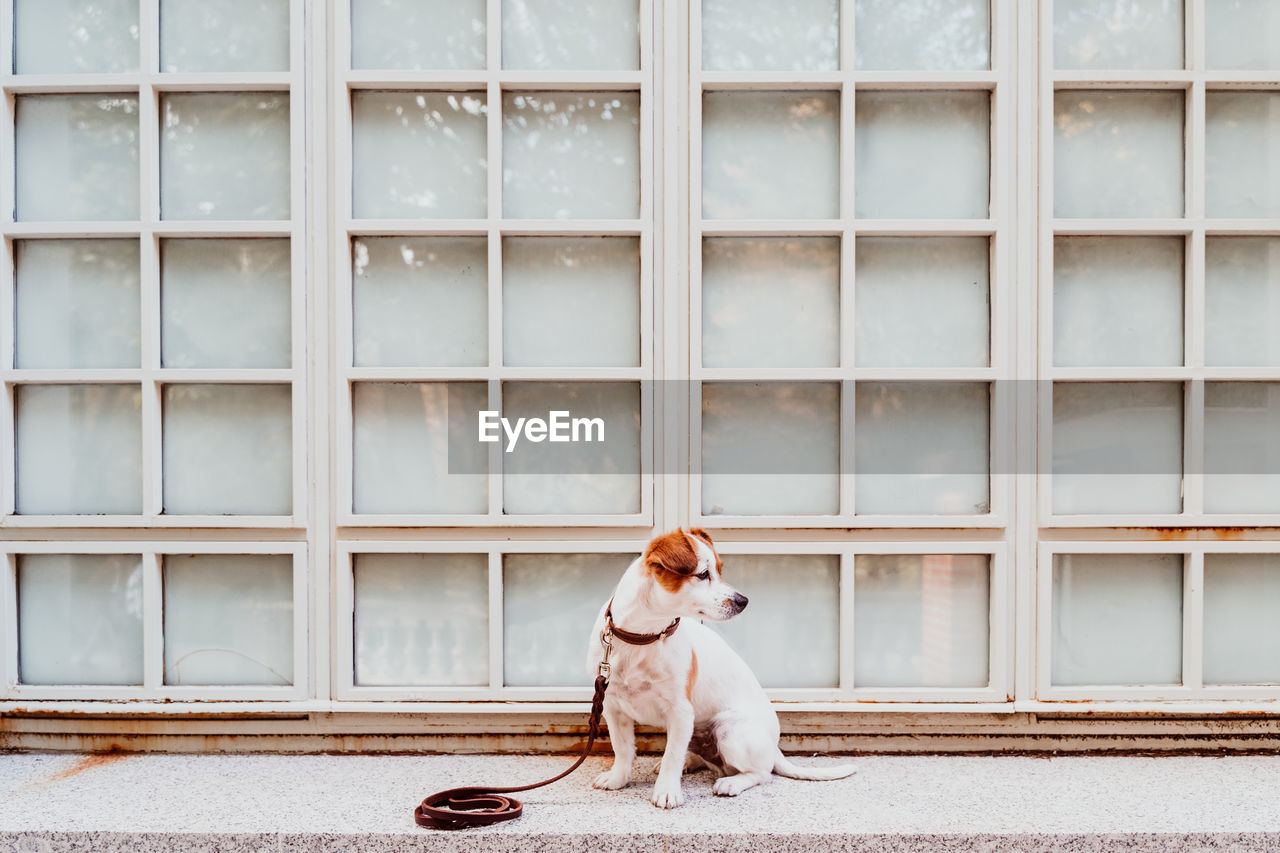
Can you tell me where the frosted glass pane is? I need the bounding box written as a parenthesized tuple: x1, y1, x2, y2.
(854, 555, 989, 688)
(1206, 237, 1280, 366)
(709, 555, 839, 688)
(503, 238, 639, 367)
(1052, 383, 1183, 515)
(854, 0, 989, 71)
(161, 239, 291, 368)
(16, 385, 141, 515)
(702, 91, 839, 220)
(1206, 93, 1280, 219)
(160, 0, 288, 72)
(354, 553, 488, 686)
(161, 93, 290, 220)
(352, 382, 488, 514)
(352, 92, 487, 219)
(503, 92, 640, 219)
(1207, 0, 1280, 70)
(702, 382, 839, 516)
(351, 0, 485, 70)
(503, 553, 632, 686)
(353, 237, 487, 367)
(702, 238, 839, 369)
(163, 384, 292, 515)
(702, 0, 839, 71)
(502, 382, 641, 515)
(503, 0, 639, 70)
(854, 237, 989, 368)
(15, 95, 139, 221)
(15, 240, 140, 369)
(1052, 554, 1182, 685)
(1053, 0, 1183, 70)
(855, 383, 990, 515)
(14, 0, 138, 73)
(1053, 237, 1183, 367)
(1203, 554, 1280, 684)
(18, 555, 143, 685)
(1204, 383, 1280, 514)
(163, 555, 293, 686)
(854, 91, 989, 219)
(1054, 91, 1184, 218)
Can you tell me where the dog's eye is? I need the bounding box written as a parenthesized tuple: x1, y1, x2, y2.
(696, 570, 711, 581)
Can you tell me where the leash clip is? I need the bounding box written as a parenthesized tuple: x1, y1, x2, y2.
(598, 627, 614, 679)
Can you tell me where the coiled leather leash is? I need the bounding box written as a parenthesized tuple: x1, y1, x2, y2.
(413, 601, 681, 830)
(413, 672, 609, 829)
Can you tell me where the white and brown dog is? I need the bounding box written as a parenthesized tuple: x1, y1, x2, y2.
(587, 528, 855, 808)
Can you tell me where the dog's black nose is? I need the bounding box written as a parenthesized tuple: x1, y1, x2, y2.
(732, 593, 748, 611)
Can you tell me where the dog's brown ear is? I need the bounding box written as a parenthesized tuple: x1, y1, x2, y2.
(687, 527, 715, 549)
(644, 528, 699, 577)
(687, 527, 723, 571)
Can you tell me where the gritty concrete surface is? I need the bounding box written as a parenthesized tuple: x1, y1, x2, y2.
(2, 752, 1280, 851)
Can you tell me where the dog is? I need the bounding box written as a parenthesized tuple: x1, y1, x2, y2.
(586, 527, 855, 808)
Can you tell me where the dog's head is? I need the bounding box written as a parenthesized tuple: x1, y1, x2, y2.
(641, 528, 747, 622)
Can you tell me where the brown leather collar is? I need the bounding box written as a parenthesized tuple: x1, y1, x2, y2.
(604, 600, 680, 646)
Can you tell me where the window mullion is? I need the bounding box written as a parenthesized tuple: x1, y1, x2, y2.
(1184, 550, 1205, 690)
(304, 0, 331, 703)
(142, 552, 163, 690)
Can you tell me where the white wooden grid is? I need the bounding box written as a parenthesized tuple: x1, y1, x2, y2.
(333, 539, 1009, 704)
(1, 541, 309, 701)
(332, 0, 656, 529)
(1036, 539, 1280, 702)
(686, 0, 1018, 530)
(1036, 0, 1280, 529)
(0, 0, 310, 530)
(333, 539, 647, 702)
(0, 0, 1276, 714)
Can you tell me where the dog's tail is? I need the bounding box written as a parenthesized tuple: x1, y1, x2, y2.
(772, 751, 856, 781)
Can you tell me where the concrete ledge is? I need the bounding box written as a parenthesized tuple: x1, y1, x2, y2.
(4, 752, 1280, 851)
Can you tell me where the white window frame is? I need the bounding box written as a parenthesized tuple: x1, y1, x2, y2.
(334, 539, 646, 702)
(0, 0, 1278, 722)
(332, 0, 657, 529)
(1036, 539, 1280, 704)
(0, 0, 310, 530)
(686, 0, 1019, 531)
(331, 539, 1010, 704)
(1036, 0, 1280, 529)
(1, 541, 309, 702)
(1022, 0, 1280, 715)
(717, 540, 1012, 705)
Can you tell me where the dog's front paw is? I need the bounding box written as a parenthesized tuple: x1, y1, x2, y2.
(650, 782, 685, 809)
(592, 770, 630, 790)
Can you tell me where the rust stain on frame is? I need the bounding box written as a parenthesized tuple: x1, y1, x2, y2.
(1122, 527, 1262, 541)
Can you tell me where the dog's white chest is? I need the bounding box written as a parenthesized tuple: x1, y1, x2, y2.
(607, 658, 678, 726)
